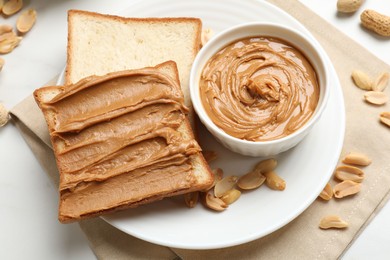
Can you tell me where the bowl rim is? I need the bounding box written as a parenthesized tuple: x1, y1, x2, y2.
(190, 21, 331, 147)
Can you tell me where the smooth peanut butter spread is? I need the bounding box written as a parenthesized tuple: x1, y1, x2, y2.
(200, 37, 320, 141)
(40, 68, 201, 220)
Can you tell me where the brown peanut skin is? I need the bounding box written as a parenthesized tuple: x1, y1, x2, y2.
(361, 10, 390, 37)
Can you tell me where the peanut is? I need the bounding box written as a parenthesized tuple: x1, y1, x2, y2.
(2, 0, 23, 16)
(380, 111, 390, 127)
(253, 158, 277, 174)
(0, 24, 13, 35)
(351, 70, 373, 91)
(334, 180, 361, 198)
(361, 9, 390, 37)
(0, 31, 22, 54)
(319, 183, 333, 201)
(364, 91, 388, 105)
(201, 190, 227, 212)
(334, 165, 365, 183)
(342, 152, 371, 166)
(263, 171, 286, 191)
(319, 215, 348, 229)
(214, 175, 238, 198)
(337, 0, 364, 13)
(373, 72, 389, 92)
(16, 9, 37, 34)
(237, 170, 266, 190)
(220, 189, 241, 205)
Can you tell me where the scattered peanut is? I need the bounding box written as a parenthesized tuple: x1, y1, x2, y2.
(184, 192, 199, 208)
(16, 8, 36, 34)
(351, 70, 373, 91)
(334, 165, 365, 183)
(361, 9, 390, 37)
(319, 215, 349, 229)
(373, 72, 389, 92)
(342, 152, 371, 166)
(380, 111, 390, 127)
(334, 180, 361, 198)
(253, 158, 278, 174)
(364, 91, 388, 105)
(263, 171, 286, 191)
(0, 24, 13, 35)
(2, 0, 23, 16)
(237, 170, 266, 190)
(220, 189, 241, 205)
(0, 103, 10, 127)
(319, 183, 333, 201)
(337, 0, 364, 13)
(203, 150, 217, 163)
(214, 175, 238, 198)
(0, 31, 22, 54)
(202, 190, 227, 212)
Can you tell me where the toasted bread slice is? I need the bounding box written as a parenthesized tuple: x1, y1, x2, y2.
(66, 10, 202, 126)
(34, 61, 213, 223)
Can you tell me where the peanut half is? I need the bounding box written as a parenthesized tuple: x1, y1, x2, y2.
(380, 111, 390, 127)
(16, 8, 37, 34)
(214, 175, 238, 198)
(0, 31, 22, 54)
(2, 0, 23, 16)
(361, 9, 390, 37)
(319, 183, 333, 201)
(342, 152, 372, 166)
(337, 0, 364, 13)
(0, 24, 13, 35)
(202, 190, 227, 212)
(334, 165, 365, 183)
(319, 215, 349, 229)
(351, 70, 373, 91)
(237, 170, 266, 190)
(263, 171, 286, 191)
(253, 158, 278, 174)
(364, 91, 388, 105)
(373, 72, 389, 92)
(334, 180, 361, 198)
(220, 189, 241, 205)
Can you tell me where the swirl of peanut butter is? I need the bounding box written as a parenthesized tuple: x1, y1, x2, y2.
(200, 37, 319, 141)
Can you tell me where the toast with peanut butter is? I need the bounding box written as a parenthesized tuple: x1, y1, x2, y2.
(34, 61, 214, 223)
(66, 10, 202, 126)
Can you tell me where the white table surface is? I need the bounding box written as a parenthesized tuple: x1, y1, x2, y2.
(1, 0, 389, 259)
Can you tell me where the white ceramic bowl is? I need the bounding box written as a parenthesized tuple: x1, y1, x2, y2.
(190, 22, 330, 157)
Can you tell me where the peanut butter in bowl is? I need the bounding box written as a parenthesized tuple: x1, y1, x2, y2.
(199, 36, 320, 141)
(190, 22, 330, 156)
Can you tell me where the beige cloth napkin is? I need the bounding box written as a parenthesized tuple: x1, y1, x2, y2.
(10, 0, 390, 259)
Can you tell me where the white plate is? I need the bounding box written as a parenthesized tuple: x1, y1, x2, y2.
(59, 0, 345, 250)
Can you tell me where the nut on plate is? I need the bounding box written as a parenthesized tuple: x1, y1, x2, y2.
(2, 0, 23, 16)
